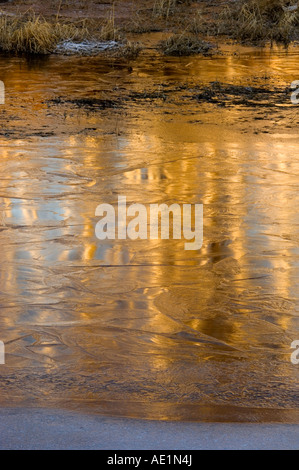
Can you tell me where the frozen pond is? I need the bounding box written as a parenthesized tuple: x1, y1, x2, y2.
(0, 45, 298, 421)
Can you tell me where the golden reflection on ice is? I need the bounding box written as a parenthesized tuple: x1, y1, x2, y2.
(0, 49, 298, 420)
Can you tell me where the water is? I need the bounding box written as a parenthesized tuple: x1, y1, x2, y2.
(0, 44, 298, 421)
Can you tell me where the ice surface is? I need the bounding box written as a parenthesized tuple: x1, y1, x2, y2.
(0, 47, 298, 420)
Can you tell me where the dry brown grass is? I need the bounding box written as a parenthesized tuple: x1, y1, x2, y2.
(255, 0, 285, 13)
(218, 0, 299, 44)
(98, 8, 122, 42)
(187, 10, 204, 35)
(153, 0, 191, 19)
(0, 14, 89, 54)
(126, 10, 161, 34)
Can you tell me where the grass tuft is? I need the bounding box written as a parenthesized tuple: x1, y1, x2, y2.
(114, 41, 143, 60)
(158, 34, 215, 56)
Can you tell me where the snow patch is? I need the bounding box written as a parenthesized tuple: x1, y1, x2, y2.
(55, 40, 118, 55)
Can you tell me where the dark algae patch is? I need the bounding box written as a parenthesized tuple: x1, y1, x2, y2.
(193, 82, 292, 108)
(47, 81, 293, 112)
(48, 97, 121, 110)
